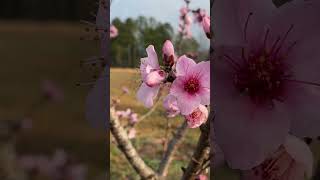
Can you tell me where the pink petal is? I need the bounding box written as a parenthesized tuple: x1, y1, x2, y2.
(213, 60, 290, 169)
(175, 55, 196, 77)
(285, 83, 320, 138)
(284, 135, 313, 178)
(177, 93, 201, 115)
(145, 70, 166, 87)
(191, 61, 210, 89)
(199, 87, 210, 105)
(146, 45, 159, 69)
(236, 0, 276, 45)
(269, 0, 320, 46)
(288, 35, 320, 84)
(136, 83, 160, 108)
(212, 0, 244, 46)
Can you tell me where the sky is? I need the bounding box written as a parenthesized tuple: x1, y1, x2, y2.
(110, 0, 210, 49)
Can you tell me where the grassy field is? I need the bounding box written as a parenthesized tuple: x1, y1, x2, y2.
(0, 21, 105, 178)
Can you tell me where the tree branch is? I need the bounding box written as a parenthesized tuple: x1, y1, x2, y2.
(110, 108, 158, 179)
(158, 121, 188, 177)
(181, 121, 210, 180)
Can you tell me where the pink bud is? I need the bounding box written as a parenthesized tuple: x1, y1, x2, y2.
(180, 7, 188, 16)
(185, 105, 208, 128)
(185, 15, 192, 25)
(196, 174, 207, 180)
(110, 25, 118, 38)
(162, 40, 175, 67)
(202, 16, 211, 39)
(145, 70, 166, 87)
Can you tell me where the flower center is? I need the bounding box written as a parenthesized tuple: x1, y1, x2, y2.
(184, 77, 200, 94)
(233, 52, 291, 106)
(189, 109, 202, 119)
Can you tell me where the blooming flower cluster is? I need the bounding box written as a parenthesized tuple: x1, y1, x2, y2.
(178, 3, 211, 39)
(212, 0, 320, 178)
(18, 149, 87, 180)
(137, 39, 210, 128)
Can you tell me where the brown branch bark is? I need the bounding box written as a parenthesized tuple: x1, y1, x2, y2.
(181, 121, 210, 180)
(110, 108, 158, 179)
(158, 121, 188, 177)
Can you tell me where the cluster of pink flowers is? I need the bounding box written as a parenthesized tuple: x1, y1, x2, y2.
(116, 108, 138, 124)
(137, 40, 210, 128)
(178, 5, 210, 39)
(115, 108, 139, 139)
(212, 0, 320, 178)
(18, 149, 87, 180)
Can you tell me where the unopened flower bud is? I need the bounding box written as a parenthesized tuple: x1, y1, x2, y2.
(202, 16, 211, 39)
(162, 40, 175, 67)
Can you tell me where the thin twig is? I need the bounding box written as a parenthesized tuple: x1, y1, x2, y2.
(110, 108, 158, 179)
(157, 121, 189, 177)
(181, 121, 210, 180)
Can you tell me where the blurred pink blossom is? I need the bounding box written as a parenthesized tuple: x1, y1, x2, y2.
(213, 0, 320, 169)
(170, 56, 210, 115)
(202, 16, 211, 39)
(185, 105, 208, 128)
(129, 113, 138, 124)
(180, 6, 189, 16)
(137, 45, 166, 108)
(41, 80, 64, 103)
(110, 25, 118, 38)
(122, 86, 130, 94)
(163, 94, 180, 118)
(128, 128, 136, 139)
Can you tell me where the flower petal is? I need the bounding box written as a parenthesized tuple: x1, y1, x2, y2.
(285, 83, 320, 138)
(136, 83, 160, 108)
(213, 58, 290, 169)
(212, 0, 244, 46)
(177, 93, 201, 115)
(146, 45, 159, 69)
(175, 55, 196, 77)
(192, 61, 210, 88)
(284, 135, 313, 178)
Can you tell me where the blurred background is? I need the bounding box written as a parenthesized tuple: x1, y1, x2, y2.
(0, 0, 106, 179)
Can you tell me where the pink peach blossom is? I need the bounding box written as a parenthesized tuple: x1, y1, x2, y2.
(128, 128, 136, 139)
(110, 25, 118, 38)
(129, 113, 138, 124)
(170, 56, 210, 115)
(163, 94, 180, 118)
(213, 0, 320, 169)
(185, 105, 208, 128)
(180, 7, 188, 16)
(137, 45, 166, 108)
(242, 135, 313, 180)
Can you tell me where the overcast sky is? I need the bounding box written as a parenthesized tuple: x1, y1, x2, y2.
(110, 0, 210, 49)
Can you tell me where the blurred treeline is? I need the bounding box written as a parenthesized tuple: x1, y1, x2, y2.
(111, 16, 202, 68)
(0, 0, 94, 20)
